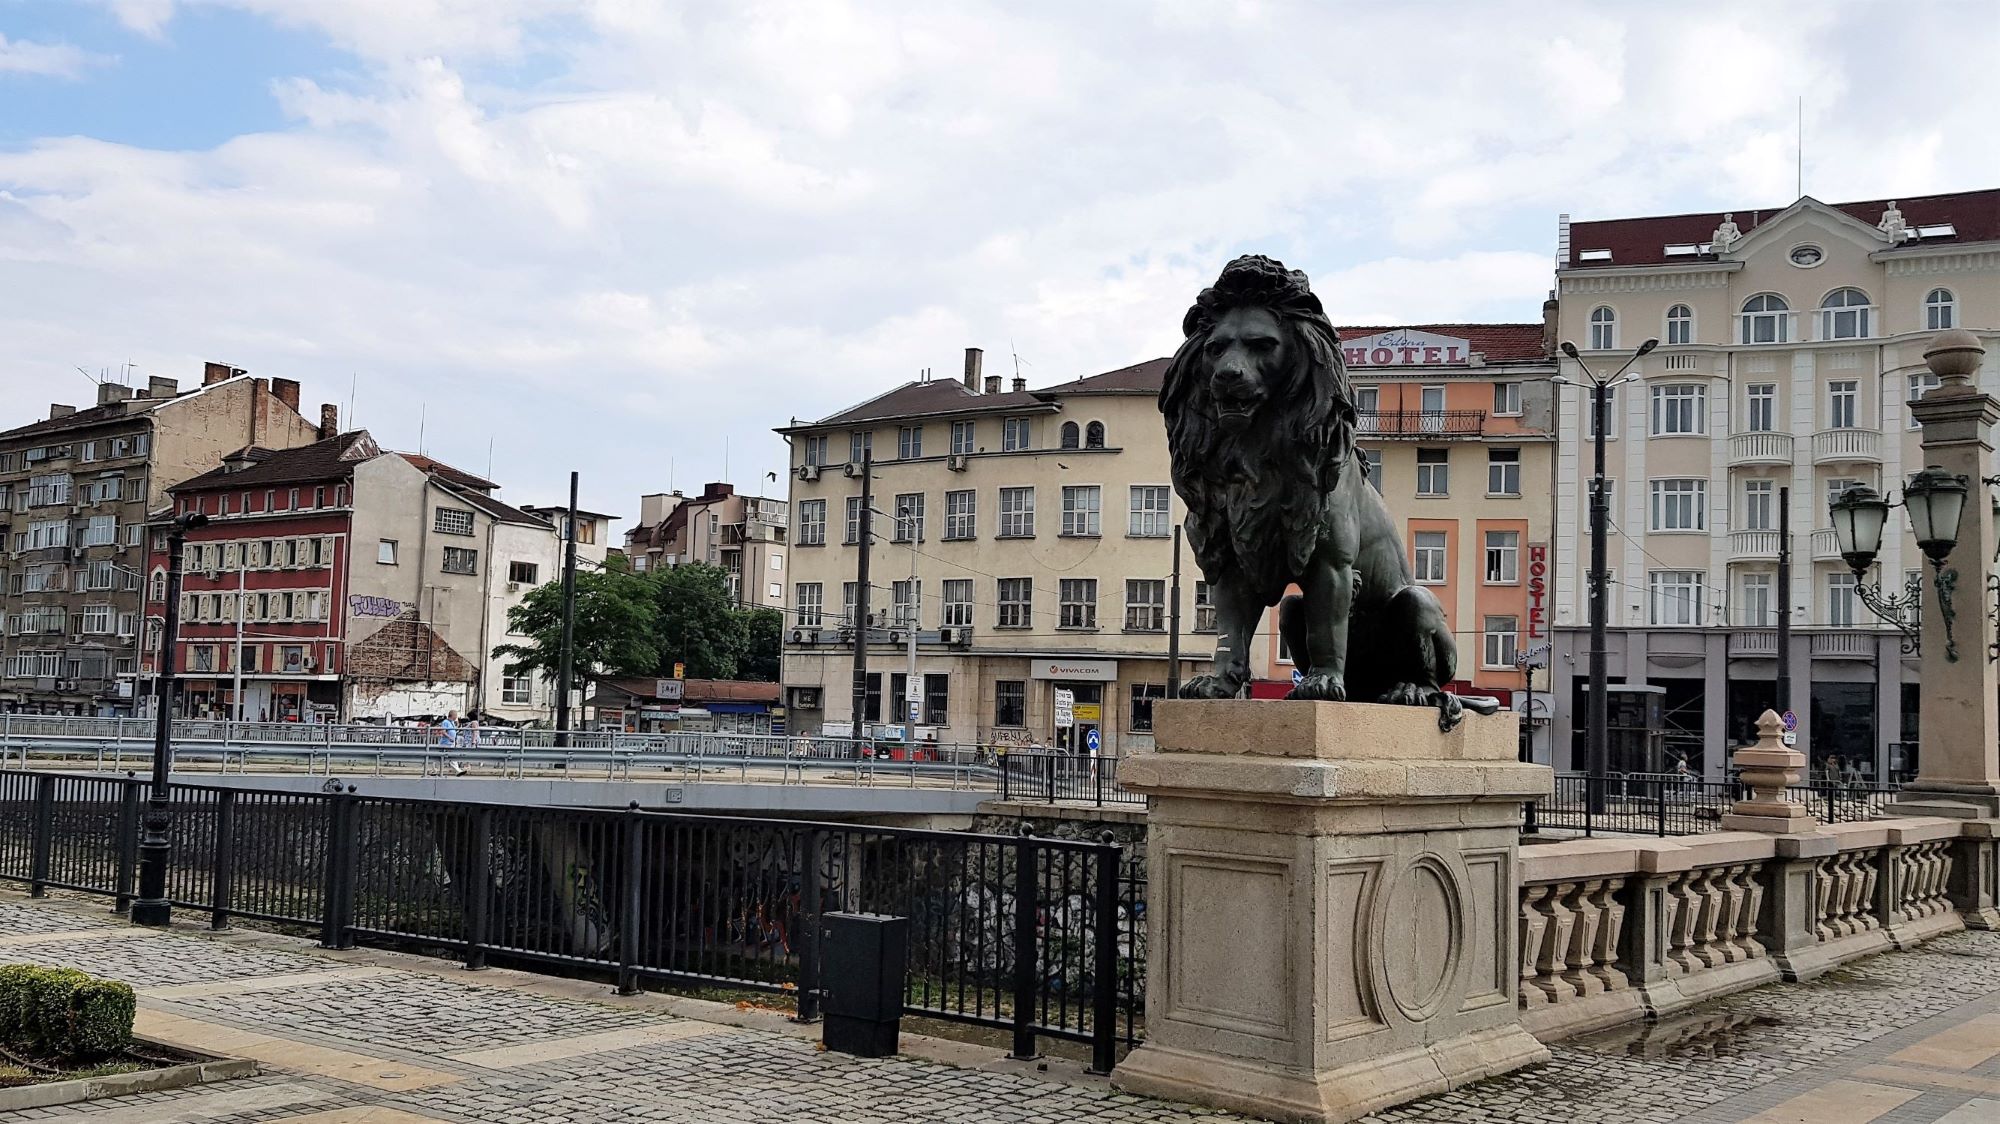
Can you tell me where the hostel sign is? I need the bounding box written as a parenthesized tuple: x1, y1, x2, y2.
(1341, 329, 1473, 368)
(1526, 544, 1548, 639)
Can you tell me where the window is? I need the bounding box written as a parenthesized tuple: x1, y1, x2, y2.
(1060, 421, 1081, 449)
(1060, 485, 1101, 536)
(1418, 385, 1446, 429)
(995, 680, 1026, 727)
(1648, 571, 1705, 626)
(891, 580, 917, 626)
(942, 579, 973, 627)
(1743, 480, 1775, 530)
(1003, 417, 1033, 451)
(191, 647, 216, 673)
(1741, 294, 1791, 344)
(1130, 684, 1166, 732)
(1416, 449, 1448, 496)
(1059, 578, 1097, 629)
(82, 603, 111, 635)
(1827, 380, 1859, 429)
(944, 490, 975, 539)
(1124, 485, 1172, 538)
(27, 520, 68, 549)
(1819, 288, 1871, 340)
(1588, 306, 1616, 350)
(1745, 383, 1777, 432)
(1649, 479, 1706, 531)
(1584, 384, 1618, 438)
(442, 547, 478, 575)
(1650, 384, 1706, 435)
(1827, 572, 1858, 628)
(1413, 531, 1447, 582)
(1740, 573, 1774, 626)
(82, 515, 116, 546)
(148, 569, 166, 602)
(897, 425, 923, 460)
(85, 560, 114, 590)
(1361, 448, 1383, 493)
(27, 474, 70, 507)
(795, 583, 823, 627)
(1355, 385, 1380, 429)
(842, 582, 858, 625)
(1926, 288, 1956, 331)
(997, 578, 1033, 629)
(1826, 477, 1867, 512)
(1126, 579, 1165, 631)
(798, 499, 826, 545)
(1487, 449, 1520, 495)
(1909, 371, 1942, 427)
(950, 421, 974, 456)
(434, 507, 474, 536)
(1481, 616, 1519, 669)
(502, 676, 533, 706)
(1085, 421, 1105, 448)
(893, 493, 926, 542)
(507, 561, 538, 585)
(848, 430, 872, 464)
(803, 435, 828, 467)
(1492, 382, 1522, 416)
(1665, 304, 1693, 346)
(998, 487, 1035, 537)
(1193, 581, 1217, 632)
(845, 497, 864, 544)
(863, 673, 882, 722)
(922, 673, 950, 727)
(278, 645, 306, 674)
(1484, 531, 1519, 583)
(116, 611, 135, 637)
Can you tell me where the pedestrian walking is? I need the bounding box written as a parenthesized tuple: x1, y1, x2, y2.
(439, 710, 465, 776)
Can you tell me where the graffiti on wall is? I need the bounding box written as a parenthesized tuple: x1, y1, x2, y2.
(348, 595, 408, 619)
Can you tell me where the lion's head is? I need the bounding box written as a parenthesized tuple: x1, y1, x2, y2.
(1159, 255, 1356, 490)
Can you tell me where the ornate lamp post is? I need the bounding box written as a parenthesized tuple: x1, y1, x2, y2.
(132, 511, 208, 927)
(1828, 469, 1970, 660)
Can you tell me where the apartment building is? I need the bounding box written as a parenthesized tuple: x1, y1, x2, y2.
(494, 504, 614, 724)
(1550, 188, 2000, 780)
(0, 363, 325, 715)
(623, 483, 787, 609)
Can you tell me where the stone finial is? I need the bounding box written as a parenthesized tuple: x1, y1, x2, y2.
(1924, 328, 1987, 388)
(1721, 709, 1816, 834)
(1710, 212, 1741, 253)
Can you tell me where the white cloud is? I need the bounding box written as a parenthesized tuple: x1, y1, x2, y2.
(0, 34, 112, 78)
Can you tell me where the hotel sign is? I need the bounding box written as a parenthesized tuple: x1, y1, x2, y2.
(1341, 329, 1473, 368)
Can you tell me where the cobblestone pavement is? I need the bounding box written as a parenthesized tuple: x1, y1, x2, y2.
(4, 893, 2000, 1122)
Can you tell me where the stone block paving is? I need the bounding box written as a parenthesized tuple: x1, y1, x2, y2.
(22, 932, 330, 987)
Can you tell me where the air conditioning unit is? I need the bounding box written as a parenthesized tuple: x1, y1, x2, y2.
(789, 628, 810, 644)
(938, 626, 969, 646)
(302, 657, 317, 672)
(795, 464, 821, 482)
(202, 569, 220, 581)
(946, 454, 969, 471)
(842, 462, 864, 479)
(506, 582, 521, 593)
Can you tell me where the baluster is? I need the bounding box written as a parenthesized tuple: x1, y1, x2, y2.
(1663, 872, 1698, 975)
(1853, 849, 1880, 931)
(1736, 864, 1767, 959)
(1708, 865, 1743, 964)
(1587, 878, 1628, 992)
(1561, 879, 1606, 998)
(1534, 881, 1577, 1002)
(1519, 885, 1551, 1008)
(1813, 855, 1837, 942)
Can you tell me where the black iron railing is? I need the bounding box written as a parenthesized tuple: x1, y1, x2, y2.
(1526, 772, 1902, 838)
(0, 770, 1144, 1071)
(997, 752, 1146, 807)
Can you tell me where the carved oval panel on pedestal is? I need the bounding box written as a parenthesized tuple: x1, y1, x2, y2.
(1380, 855, 1463, 1022)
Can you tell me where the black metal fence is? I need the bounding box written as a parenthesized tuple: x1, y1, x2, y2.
(997, 752, 1145, 807)
(1527, 772, 1902, 838)
(0, 770, 1144, 1070)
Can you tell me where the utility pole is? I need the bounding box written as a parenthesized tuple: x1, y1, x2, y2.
(1587, 378, 1609, 809)
(232, 563, 245, 725)
(1776, 485, 1792, 715)
(134, 511, 206, 927)
(850, 451, 873, 750)
(904, 526, 919, 733)
(1167, 527, 1183, 698)
(555, 471, 578, 748)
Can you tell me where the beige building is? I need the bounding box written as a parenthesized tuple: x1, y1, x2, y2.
(624, 483, 787, 609)
(0, 362, 325, 715)
(1550, 188, 2000, 780)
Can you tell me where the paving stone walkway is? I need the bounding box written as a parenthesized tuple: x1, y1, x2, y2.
(3, 892, 2000, 1122)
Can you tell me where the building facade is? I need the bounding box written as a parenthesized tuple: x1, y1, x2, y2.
(1550, 189, 2000, 781)
(0, 363, 326, 716)
(623, 483, 787, 609)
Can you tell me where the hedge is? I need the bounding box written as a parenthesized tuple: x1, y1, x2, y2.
(0, 964, 136, 1062)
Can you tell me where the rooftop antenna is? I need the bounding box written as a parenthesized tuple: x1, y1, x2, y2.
(346, 372, 357, 430)
(1796, 95, 1804, 199)
(486, 436, 494, 482)
(1009, 338, 1031, 379)
(74, 365, 100, 387)
(417, 404, 426, 455)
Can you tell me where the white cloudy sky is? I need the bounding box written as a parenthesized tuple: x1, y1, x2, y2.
(3, 0, 1998, 519)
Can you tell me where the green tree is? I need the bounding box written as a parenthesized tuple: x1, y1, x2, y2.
(738, 607, 783, 682)
(653, 563, 748, 679)
(492, 566, 661, 687)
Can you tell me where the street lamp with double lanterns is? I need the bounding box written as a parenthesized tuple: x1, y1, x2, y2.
(1828, 467, 1971, 661)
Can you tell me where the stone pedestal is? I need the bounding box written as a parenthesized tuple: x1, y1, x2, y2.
(1722, 711, 1814, 834)
(1110, 700, 1553, 1124)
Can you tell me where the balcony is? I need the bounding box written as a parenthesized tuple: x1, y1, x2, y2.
(1810, 632, 1875, 659)
(1729, 630, 1779, 657)
(1727, 530, 1781, 561)
(1811, 428, 1882, 465)
(1728, 431, 1793, 466)
(1810, 528, 1842, 561)
(1355, 410, 1487, 439)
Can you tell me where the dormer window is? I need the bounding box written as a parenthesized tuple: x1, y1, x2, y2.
(1577, 248, 1612, 263)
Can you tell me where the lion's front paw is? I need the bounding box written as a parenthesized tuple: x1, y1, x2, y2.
(1178, 673, 1244, 700)
(1286, 671, 1347, 702)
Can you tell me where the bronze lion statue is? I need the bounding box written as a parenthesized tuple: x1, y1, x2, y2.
(1160, 254, 1496, 727)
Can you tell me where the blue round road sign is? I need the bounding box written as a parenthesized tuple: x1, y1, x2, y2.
(1291, 668, 1304, 685)
(1085, 728, 1102, 753)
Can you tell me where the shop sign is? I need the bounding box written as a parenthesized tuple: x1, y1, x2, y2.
(655, 679, 684, 701)
(1031, 659, 1117, 681)
(1072, 703, 1102, 723)
(1527, 544, 1548, 639)
(1054, 688, 1075, 728)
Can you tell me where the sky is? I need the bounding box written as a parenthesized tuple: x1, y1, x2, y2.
(4, 0, 1999, 523)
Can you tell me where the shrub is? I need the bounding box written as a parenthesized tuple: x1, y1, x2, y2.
(0, 964, 136, 1062)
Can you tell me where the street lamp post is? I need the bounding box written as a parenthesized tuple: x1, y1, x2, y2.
(132, 511, 208, 927)
(1557, 337, 1657, 807)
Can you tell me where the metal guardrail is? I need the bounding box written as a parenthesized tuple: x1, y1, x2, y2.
(0, 769, 1145, 1068)
(998, 752, 1145, 807)
(1526, 771, 1901, 838)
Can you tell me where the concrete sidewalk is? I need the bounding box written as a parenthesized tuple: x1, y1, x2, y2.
(2, 891, 2000, 1121)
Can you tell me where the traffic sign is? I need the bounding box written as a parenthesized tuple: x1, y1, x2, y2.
(908, 700, 921, 723)
(1291, 668, 1304, 686)
(1781, 710, 1797, 731)
(1085, 728, 1101, 754)
(1054, 687, 1075, 729)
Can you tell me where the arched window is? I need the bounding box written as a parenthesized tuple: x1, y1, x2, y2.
(1926, 288, 1956, 331)
(1084, 421, 1105, 449)
(1740, 294, 1790, 344)
(1059, 421, 1080, 449)
(1819, 288, 1871, 340)
(1665, 304, 1693, 346)
(148, 568, 167, 603)
(1588, 306, 1616, 350)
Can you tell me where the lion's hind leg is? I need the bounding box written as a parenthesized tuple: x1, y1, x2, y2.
(1353, 584, 1457, 708)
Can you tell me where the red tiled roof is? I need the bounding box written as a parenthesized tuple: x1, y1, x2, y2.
(399, 453, 497, 492)
(171, 431, 380, 493)
(1034, 358, 1172, 396)
(1336, 324, 1550, 364)
(1567, 188, 2000, 269)
(784, 380, 1048, 432)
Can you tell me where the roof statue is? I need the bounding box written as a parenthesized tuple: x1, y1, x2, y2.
(1878, 200, 1910, 241)
(1710, 213, 1741, 254)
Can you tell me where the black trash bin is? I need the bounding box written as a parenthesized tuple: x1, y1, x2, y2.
(820, 911, 908, 1058)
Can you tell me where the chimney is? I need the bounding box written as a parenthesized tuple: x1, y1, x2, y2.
(983, 375, 1001, 394)
(1011, 376, 1027, 393)
(319, 404, 338, 440)
(48, 404, 75, 420)
(963, 347, 984, 392)
(702, 481, 735, 500)
(96, 383, 133, 407)
(147, 376, 178, 399)
(271, 377, 301, 414)
(1542, 292, 1560, 356)
(202, 361, 241, 386)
